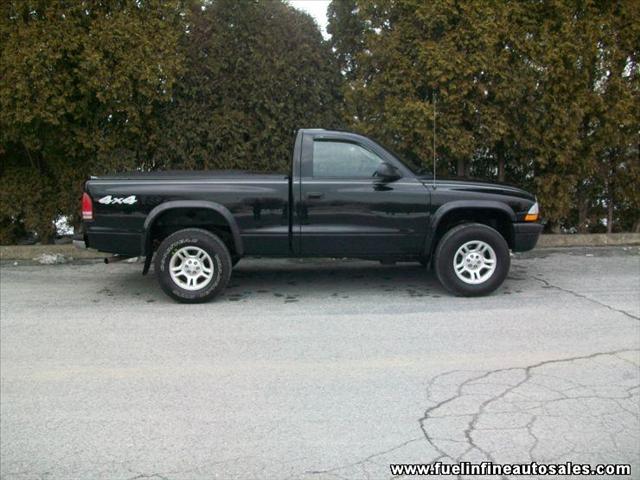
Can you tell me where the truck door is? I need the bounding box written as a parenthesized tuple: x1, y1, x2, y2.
(294, 132, 430, 257)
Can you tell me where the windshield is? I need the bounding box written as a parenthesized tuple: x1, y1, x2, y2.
(375, 140, 429, 176)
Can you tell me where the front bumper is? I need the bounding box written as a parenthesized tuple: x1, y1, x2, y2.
(512, 222, 543, 252)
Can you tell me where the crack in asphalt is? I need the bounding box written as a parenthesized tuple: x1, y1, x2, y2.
(302, 349, 639, 480)
(532, 276, 639, 321)
(127, 475, 172, 480)
(303, 437, 424, 477)
(419, 348, 640, 476)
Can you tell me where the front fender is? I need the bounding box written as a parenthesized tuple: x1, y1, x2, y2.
(424, 200, 516, 255)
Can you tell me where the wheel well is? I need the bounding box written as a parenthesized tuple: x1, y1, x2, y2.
(431, 208, 514, 254)
(148, 208, 237, 255)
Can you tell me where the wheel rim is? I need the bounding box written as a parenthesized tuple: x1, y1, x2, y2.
(453, 240, 497, 285)
(169, 246, 215, 291)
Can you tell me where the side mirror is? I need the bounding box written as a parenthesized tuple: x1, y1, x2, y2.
(374, 162, 402, 181)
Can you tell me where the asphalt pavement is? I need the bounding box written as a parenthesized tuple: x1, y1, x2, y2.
(1, 247, 639, 479)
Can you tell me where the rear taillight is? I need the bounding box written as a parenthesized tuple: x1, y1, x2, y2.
(82, 192, 93, 220)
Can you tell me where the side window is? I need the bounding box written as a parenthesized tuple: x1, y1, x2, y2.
(312, 140, 384, 178)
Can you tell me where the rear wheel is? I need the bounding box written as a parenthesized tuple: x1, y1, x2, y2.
(434, 223, 510, 296)
(154, 228, 231, 303)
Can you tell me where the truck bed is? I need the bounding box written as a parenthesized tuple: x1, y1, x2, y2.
(93, 170, 287, 182)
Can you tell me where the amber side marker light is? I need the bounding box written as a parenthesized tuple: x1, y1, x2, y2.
(524, 202, 539, 222)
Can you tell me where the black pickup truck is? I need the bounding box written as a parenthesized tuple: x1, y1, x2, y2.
(76, 129, 542, 302)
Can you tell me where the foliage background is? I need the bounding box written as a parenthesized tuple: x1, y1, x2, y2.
(1, 0, 638, 243)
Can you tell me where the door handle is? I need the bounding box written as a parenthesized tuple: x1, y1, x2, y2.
(307, 192, 324, 199)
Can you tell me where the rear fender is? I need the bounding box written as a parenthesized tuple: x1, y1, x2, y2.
(141, 200, 243, 275)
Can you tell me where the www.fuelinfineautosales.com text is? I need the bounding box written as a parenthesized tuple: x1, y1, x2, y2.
(389, 461, 631, 476)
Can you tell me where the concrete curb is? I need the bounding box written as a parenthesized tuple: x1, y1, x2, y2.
(1, 233, 639, 261)
(536, 233, 640, 248)
(0, 244, 108, 261)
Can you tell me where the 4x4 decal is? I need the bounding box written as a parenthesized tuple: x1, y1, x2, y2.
(98, 195, 137, 205)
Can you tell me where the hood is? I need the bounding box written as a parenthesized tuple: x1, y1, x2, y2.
(418, 176, 536, 202)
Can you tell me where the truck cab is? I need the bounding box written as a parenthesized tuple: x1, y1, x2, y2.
(292, 129, 429, 257)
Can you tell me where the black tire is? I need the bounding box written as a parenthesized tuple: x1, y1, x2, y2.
(154, 228, 232, 303)
(434, 223, 510, 296)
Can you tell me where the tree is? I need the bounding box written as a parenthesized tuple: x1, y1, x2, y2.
(0, 0, 187, 242)
(153, 0, 343, 173)
(328, 0, 530, 180)
(327, 0, 366, 81)
(328, 0, 639, 231)
(520, 0, 639, 231)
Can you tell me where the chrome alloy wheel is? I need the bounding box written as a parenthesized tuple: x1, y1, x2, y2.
(453, 240, 497, 285)
(169, 246, 215, 291)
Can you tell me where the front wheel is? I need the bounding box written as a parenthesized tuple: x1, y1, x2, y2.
(154, 228, 232, 303)
(434, 223, 510, 296)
